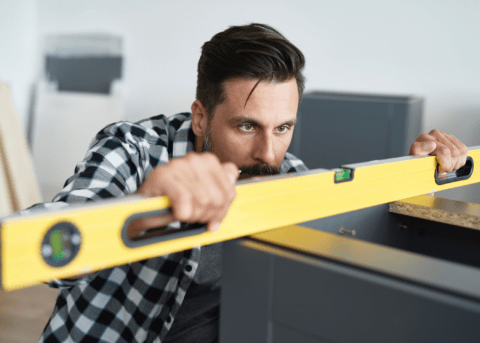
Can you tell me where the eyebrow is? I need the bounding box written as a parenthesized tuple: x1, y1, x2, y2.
(229, 116, 297, 127)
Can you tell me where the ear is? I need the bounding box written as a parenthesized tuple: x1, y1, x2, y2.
(191, 100, 208, 137)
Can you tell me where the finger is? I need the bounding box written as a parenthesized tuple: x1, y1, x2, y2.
(428, 130, 463, 172)
(190, 155, 230, 223)
(408, 136, 452, 174)
(198, 178, 227, 225)
(409, 139, 437, 156)
(431, 136, 461, 173)
(202, 164, 238, 233)
(210, 163, 237, 203)
(209, 161, 237, 196)
(207, 213, 226, 233)
(179, 156, 224, 226)
(202, 186, 234, 232)
(176, 153, 212, 223)
(222, 162, 240, 185)
(126, 212, 176, 238)
(207, 197, 233, 233)
(207, 221, 222, 233)
(155, 163, 203, 223)
(159, 174, 194, 222)
(137, 168, 164, 197)
(431, 142, 455, 173)
(445, 133, 468, 170)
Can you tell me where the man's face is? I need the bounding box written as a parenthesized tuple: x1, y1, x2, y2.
(195, 77, 299, 179)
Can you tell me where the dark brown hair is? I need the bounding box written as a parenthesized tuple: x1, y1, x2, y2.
(196, 23, 306, 119)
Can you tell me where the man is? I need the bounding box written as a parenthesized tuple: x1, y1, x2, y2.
(35, 23, 467, 342)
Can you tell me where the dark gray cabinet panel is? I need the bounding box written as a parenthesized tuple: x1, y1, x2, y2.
(220, 238, 480, 343)
(289, 92, 423, 169)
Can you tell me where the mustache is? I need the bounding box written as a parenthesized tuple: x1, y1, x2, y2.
(239, 164, 280, 177)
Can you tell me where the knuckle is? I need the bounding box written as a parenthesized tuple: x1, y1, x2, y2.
(199, 152, 220, 170)
(451, 147, 460, 158)
(154, 165, 167, 179)
(167, 159, 183, 172)
(213, 188, 227, 205)
(177, 192, 192, 209)
(411, 142, 423, 152)
(197, 195, 209, 208)
(174, 207, 189, 222)
(213, 197, 225, 210)
(203, 151, 217, 161)
(224, 161, 238, 173)
(418, 133, 430, 141)
(184, 152, 198, 162)
(209, 156, 221, 167)
(429, 129, 442, 136)
(192, 207, 205, 222)
(437, 146, 451, 156)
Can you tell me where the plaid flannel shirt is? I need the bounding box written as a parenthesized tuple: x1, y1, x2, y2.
(31, 112, 308, 343)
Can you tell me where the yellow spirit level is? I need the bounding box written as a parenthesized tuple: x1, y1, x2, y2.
(1, 147, 479, 291)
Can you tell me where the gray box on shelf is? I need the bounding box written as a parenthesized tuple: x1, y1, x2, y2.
(288, 92, 423, 169)
(44, 34, 123, 94)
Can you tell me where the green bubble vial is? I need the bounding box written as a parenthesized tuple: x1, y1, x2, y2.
(50, 229, 64, 261)
(335, 168, 351, 182)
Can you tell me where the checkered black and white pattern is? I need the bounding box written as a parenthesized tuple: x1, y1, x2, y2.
(30, 112, 307, 343)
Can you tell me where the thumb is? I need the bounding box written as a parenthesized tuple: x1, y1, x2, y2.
(223, 162, 240, 185)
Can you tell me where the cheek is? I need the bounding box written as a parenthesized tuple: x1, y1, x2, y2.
(211, 129, 252, 163)
(274, 137, 292, 164)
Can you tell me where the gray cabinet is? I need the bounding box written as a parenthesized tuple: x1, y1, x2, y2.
(289, 92, 423, 169)
(219, 201, 480, 343)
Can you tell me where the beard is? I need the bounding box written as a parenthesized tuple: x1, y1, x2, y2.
(201, 121, 215, 153)
(201, 120, 280, 177)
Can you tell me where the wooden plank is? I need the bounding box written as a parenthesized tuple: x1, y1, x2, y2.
(389, 194, 480, 230)
(0, 142, 13, 216)
(0, 83, 42, 216)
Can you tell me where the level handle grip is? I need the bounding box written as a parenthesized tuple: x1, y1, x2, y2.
(121, 208, 207, 248)
(435, 156, 474, 185)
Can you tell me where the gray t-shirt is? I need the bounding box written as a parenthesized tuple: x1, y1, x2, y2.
(163, 243, 222, 343)
(193, 242, 222, 286)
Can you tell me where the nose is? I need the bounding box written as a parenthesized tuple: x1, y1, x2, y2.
(253, 131, 276, 166)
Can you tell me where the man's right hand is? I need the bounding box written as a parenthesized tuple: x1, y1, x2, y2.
(132, 152, 239, 237)
(67, 153, 237, 280)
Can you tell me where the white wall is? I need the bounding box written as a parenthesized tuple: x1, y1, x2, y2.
(35, 0, 480, 127)
(0, 0, 38, 131)
(3, 0, 480, 201)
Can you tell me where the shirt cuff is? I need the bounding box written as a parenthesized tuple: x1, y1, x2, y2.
(46, 272, 97, 289)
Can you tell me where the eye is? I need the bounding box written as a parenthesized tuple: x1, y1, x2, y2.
(239, 124, 254, 132)
(276, 125, 290, 134)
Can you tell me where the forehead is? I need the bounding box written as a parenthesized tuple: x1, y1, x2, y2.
(217, 77, 299, 123)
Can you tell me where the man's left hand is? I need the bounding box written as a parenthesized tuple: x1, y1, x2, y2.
(409, 129, 468, 173)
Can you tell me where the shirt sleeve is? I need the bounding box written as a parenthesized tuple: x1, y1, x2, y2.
(19, 119, 170, 288)
(281, 152, 309, 173)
